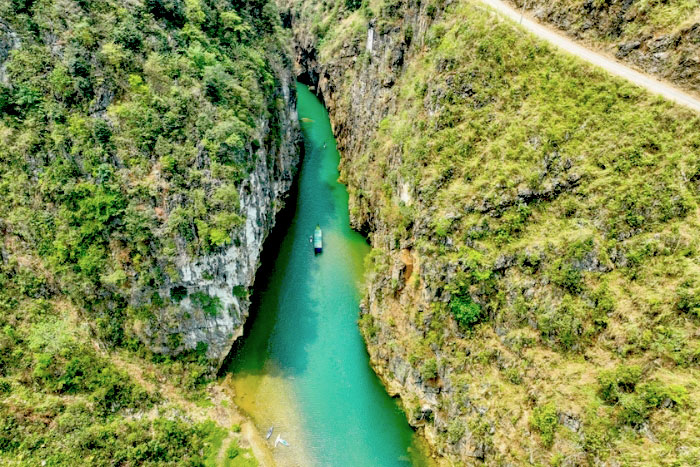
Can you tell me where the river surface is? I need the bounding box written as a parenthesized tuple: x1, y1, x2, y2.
(225, 83, 428, 466)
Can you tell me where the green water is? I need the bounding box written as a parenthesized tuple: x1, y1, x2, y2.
(226, 83, 426, 466)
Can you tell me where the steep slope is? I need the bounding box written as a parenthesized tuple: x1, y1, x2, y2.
(0, 0, 296, 463)
(482, 0, 700, 113)
(0, 0, 299, 365)
(284, 0, 700, 464)
(504, 0, 700, 96)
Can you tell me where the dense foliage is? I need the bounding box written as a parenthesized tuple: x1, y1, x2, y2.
(0, 0, 286, 463)
(0, 257, 234, 465)
(0, 0, 288, 347)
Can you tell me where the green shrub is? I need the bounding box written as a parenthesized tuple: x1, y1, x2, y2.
(597, 367, 686, 426)
(530, 403, 558, 448)
(617, 393, 648, 427)
(592, 284, 614, 330)
(537, 296, 584, 351)
(359, 313, 379, 340)
(191, 292, 222, 317)
(549, 260, 583, 294)
(226, 444, 240, 458)
(582, 414, 612, 460)
(171, 286, 188, 303)
(420, 358, 438, 380)
(597, 365, 642, 404)
(449, 294, 482, 329)
(640, 381, 688, 409)
(447, 419, 466, 444)
(233, 285, 249, 298)
(677, 280, 700, 317)
(345, 0, 362, 10)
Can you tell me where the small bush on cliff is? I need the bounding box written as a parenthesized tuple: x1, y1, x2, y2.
(447, 419, 466, 444)
(676, 280, 700, 317)
(420, 358, 438, 380)
(233, 285, 249, 298)
(537, 295, 585, 351)
(191, 292, 222, 317)
(530, 403, 558, 448)
(345, 0, 362, 10)
(449, 294, 482, 329)
(597, 365, 687, 427)
(597, 365, 642, 404)
(359, 313, 380, 340)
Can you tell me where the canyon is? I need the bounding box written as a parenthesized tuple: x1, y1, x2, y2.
(3, 0, 700, 465)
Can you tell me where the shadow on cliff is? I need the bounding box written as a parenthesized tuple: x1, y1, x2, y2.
(219, 106, 340, 380)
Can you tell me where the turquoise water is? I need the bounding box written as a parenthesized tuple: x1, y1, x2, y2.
(226, 83, 427, 466)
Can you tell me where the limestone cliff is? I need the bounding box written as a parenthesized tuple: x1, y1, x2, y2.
(284, 0, 700, 464)
(140, 71, 300, 366)
(0, 0, 300, 370)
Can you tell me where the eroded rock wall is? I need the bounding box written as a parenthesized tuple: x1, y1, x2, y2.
(138, 66, 300, 366)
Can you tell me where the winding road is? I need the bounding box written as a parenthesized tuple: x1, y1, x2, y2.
(479, 0, 700, 114)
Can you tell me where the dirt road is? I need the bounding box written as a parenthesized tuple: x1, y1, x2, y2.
(479, 0, 700, 113)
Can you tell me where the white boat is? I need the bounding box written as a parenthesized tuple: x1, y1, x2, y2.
(266, 426, 273, 439)
(313, 225, 323, 253)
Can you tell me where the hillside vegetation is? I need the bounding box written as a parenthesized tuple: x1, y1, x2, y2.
(0, 0, 287, 462)
(514, 0, 700, 37)
(285, 0, 700, 463)
(506, 0, 700, 95)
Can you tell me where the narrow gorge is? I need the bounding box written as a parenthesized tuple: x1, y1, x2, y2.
(224, 82, 428, 466)
(3, 0, 700, 465)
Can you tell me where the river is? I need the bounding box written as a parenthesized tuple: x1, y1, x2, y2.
(224, 83, 428, 466)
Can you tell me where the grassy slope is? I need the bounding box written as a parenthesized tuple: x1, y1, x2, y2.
(0, 259, 257, 465)
(0, 0, 286, 463)
(297, 0, 700, 463)
(515, 0, 700, 38)
(506, 0, 700, 94)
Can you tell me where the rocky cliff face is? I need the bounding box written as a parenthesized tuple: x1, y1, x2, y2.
(284, 0, 700, 464)
(286, 2, 473, 459)
(140, 72, 299, 366)
(289, 5, 429, 232)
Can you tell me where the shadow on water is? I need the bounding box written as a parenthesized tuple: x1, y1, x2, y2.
(218, 123, 300, 376)
(221, 128, 331, 379)
(223, 89, 347, 379)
